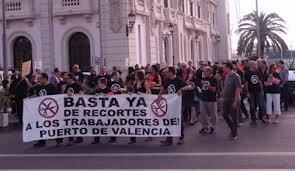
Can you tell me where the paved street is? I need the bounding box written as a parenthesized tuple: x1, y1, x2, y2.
(1, 107, 295, 169)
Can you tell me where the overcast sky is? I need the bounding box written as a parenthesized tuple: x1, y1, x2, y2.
(229, 0, 295, 52)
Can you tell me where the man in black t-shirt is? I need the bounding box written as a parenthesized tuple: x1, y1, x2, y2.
(108, 71, 125, 94)
(199, 67, 218, 135)
(97, 66, 111, 81)
(245, 61, 265, 125)
(33, 73, 57, 147)
(72, 64, 85, 84)
(91, 78, 112, 144)
(107, 71, 125, 143)
(56, 73, 84, 146)
(195, 61, 205, 81)
(87, 67, 99, 88)
(159, 67, 191, 146)
(95, 78, 112, 95)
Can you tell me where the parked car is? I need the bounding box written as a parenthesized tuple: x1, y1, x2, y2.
(288, 70, 295, 103)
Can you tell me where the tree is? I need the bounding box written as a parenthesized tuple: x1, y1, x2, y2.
(236, 11, 288, 58)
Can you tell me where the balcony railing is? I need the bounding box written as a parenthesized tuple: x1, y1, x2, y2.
(53, 0, 95, 16)
(154, 2, 164, 20)
(184, 16, 194, 29)
(163, 8, 177, 23)
(0, 0, 35, 20)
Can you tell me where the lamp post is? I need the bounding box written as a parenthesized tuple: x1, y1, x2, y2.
(162, 24, 175, 66)
(2, 0, 7, 77)
(126, 10, 136, 37)
(168, 24, 175, 66)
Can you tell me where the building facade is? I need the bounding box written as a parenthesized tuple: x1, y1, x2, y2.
(0, 0, 231, 72)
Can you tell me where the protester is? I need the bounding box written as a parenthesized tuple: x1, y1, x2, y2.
(195, 61, 205, 81)
(159, 67, 191, 146)
(108, 71, 126, 143)
(264, 64, 281, 124)
(199, 67, 218, 135)
(91, 78, 113, 144)
(222, 62, 242, 140)
(278, 60, 289, 112)
(148, 65, 162, 94)
(177, 63, 188, 81)
(57, 72, 67, 93)
(33, 73, 57, 147)
(56, 73, 84, 146)
(188, 61, 196, 71)
(125, 67, 136, 93)
(129, 70, 151, 144)
(9, 72, 29, 123)
(97, 66, 110, 81)
(109, 71, 125, 94)
(232, 61, 249, 123)
(182, 67, 195, 124)
(10, 57, 292, 147)
(245, 61, 265, 125)
(72, 64, 85, 84)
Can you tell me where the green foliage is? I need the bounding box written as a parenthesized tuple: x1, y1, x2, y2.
(236, 11, 288, 58)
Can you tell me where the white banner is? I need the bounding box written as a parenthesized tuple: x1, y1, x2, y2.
(23, 94, 182, 142)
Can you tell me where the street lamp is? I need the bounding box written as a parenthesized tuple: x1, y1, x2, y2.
(168, 23, 174, 34)
(194, 32, 200, 40)
(162, 23, 175, 66)
(2, 0, 7, 77)
(126, 10, 136, 37)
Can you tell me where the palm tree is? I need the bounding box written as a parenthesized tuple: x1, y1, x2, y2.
(236, 12, 288, 58)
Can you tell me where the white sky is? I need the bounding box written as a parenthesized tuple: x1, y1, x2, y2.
(229, 0, 295, 52)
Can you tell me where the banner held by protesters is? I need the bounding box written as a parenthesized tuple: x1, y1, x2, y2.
(23, 94, 181, 142)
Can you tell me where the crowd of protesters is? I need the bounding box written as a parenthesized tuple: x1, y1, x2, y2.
(0, 57, 290, 147)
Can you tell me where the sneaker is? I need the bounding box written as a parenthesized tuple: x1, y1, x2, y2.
(33, 142, 46, 148)
(176, 139, 184, 145)
(55, 142, 63, 148)
(144, 137, 153, 142)
(66, 141, 74, 146)
(199, 128, 210, 135)
(262, 117, 271, 124)
(250, 121, 257, 126)
(209, 127, 215, 134)
(160, 141, 173, 146)
(128, 140, 136, 144)
(273, 117, 279, 124)
(74, 139, 83, 144)
(108, 139, 116, 143)
(91, 141, 100, 145)
(232, 136, 239, 141)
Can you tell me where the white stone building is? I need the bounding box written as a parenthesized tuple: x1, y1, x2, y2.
(0, 0, 231, 72)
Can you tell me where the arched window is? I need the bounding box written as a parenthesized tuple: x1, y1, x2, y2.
(69, 32, 90, 72)
(13, 36, 32, 71)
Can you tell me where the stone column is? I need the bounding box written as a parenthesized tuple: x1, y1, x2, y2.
(39, 0, 53, 72)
